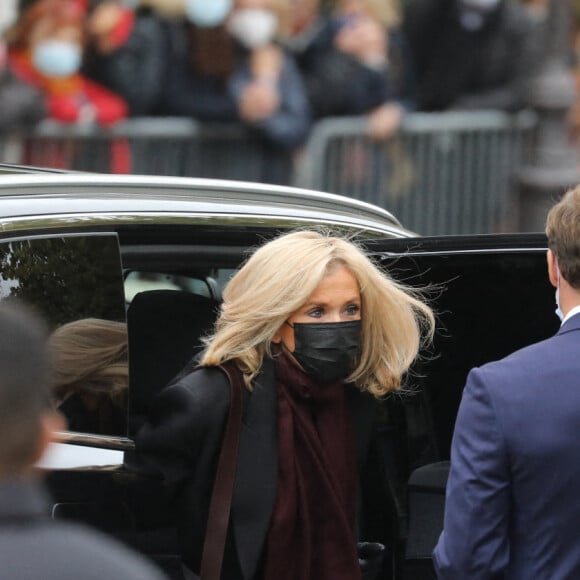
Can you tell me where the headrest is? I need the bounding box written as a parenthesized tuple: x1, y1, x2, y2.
(127, 290, 219, 425)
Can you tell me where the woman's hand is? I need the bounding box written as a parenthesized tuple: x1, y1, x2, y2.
(238, 79, 280, 122)
(250, 45, 283, 79)
(367, 102, 403, 141)
(239, 45, 283, 122)
(87, 1, 125, 53)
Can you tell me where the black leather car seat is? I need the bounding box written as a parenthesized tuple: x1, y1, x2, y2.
(127, 289, 220, 436)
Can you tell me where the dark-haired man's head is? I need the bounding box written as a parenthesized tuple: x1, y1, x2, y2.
(0, 300, 63, 478)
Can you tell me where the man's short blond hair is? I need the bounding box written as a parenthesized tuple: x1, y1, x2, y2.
(546, 185, 580, 288)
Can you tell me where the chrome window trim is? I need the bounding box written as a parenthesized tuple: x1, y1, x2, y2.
(0, 211, 408, 238)
(0, 173, 402, 228)
(379, 247, 548, 258)
(54, 431, 135, 451)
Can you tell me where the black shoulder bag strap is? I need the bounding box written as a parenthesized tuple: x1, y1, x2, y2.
(199, 362, 244, 580)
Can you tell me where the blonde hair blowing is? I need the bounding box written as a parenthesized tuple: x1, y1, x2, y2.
(201, 230, 434, 396)
(49, 318, 128, 404)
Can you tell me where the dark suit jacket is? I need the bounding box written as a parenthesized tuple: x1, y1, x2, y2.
(136, 356, 379, 580)
(0, 479, 166, 580)
(433, 313, 580, 578)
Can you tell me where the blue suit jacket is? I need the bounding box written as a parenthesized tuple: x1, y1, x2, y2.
(433, 312, 580, 579)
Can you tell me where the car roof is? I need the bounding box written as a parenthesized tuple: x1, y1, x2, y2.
(0, 173, 409, 237)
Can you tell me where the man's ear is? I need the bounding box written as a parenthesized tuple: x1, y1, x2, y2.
(32, 411, 66, 465)
(547, 249, 559, 288)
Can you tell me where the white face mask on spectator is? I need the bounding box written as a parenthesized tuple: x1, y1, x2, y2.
(185, 0, 232, 27)
(227, 9, 278, 49)
(32, 40, 82, 78)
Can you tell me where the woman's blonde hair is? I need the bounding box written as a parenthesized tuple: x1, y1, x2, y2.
(49, 318, 128, 405)
(201, 230, 434, 396)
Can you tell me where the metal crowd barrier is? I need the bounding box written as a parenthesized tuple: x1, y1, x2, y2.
(0, 111, 537, 235)
(6, 117, 294, 185)
(295, 111, 538, 235)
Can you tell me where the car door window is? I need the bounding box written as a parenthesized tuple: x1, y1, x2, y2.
(124, 271, 214, 301)
(124, 269, 235, 303)
(0, 233, 127, 438)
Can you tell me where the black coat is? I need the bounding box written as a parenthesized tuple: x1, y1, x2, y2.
(0, 480, 166, 580)
(294, 19, 416, 118)
(0, 69, 46, 130)
(136, 356, 382, 580)
(83, 9, 167, 116)
(403, 0, 543, 111)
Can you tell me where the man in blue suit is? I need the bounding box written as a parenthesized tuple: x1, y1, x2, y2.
(433, 186, 580, 578)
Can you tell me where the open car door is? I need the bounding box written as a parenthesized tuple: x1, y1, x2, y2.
(360, 233, 558, 579)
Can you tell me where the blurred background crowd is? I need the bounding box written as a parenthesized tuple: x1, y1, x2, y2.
(0, 0, 560, 147)
(0, 0, 578, 236)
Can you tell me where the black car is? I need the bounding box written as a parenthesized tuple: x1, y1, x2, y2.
(0, 170, 557, 579)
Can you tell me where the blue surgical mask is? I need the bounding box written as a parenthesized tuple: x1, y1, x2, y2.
(184, 0, 232, 27)
(32, 40, 82, 78)
(555, 263, 564, 322)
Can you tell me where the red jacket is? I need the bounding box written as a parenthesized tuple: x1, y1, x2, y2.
(9, 50, 128, 125)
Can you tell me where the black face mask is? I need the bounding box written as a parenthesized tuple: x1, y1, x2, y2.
(288, 320, 361, 384)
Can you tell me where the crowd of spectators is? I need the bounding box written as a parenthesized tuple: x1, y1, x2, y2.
(0, 0, 548, 154)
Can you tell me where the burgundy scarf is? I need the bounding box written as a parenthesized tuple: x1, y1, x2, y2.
(262, 346, 362, 580)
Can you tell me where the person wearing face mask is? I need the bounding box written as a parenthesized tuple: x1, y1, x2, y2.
(226, 0, 311, 151)
(403, 0, 543, 111)
(157, 0, 311, 167)
(136, 229, 435, 580)
(8, 0, 128, 126)
(433, 185, 580, 579)
(287, 0, 414, 140)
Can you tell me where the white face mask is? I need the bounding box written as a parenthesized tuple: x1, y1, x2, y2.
(227, 8, 278, 49)
(555, 262, 564, 322)
(32, 40, 82, 78)
(185, 0, 232, 27)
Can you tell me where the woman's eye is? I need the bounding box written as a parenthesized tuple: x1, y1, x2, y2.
(345, 304, 360, 316)
(307, 307, 324, 318)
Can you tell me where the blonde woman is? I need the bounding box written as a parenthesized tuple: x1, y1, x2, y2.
(49, 318, 128, 435)
(137, 230, 434, 580)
